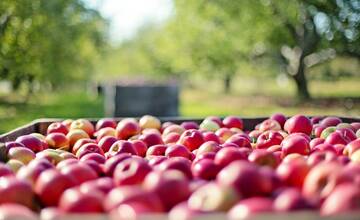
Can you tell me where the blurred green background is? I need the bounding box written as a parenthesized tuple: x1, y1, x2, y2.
(0, 0, 359, 133)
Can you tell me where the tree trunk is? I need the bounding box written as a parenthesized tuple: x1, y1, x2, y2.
(293, 55, 311, 100)
(224, 73, 232, 94)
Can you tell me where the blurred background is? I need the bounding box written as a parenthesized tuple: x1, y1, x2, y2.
(0, 0, 359, 133)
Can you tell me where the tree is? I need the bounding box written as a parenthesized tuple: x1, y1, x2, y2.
(0, 0, 107, 94)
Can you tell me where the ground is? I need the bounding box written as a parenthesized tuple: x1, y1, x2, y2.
(0, 77, 359, 134)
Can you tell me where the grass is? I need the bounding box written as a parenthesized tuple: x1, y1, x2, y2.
(0, 77, 359, 134)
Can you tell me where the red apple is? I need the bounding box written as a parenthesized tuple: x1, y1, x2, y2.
(94, 127, 116, 141)
(193, 152, 216, 164)
(114, 158, 152, 186)
(202, 131, 221, 144)
(344, 138, 360, 156)
(320, 183, 360, 216)
(311, 143, 337, 154)
(96, 118, 117, 130)
(0, 204, 37, 220)
(15, 134, 44, 152)
(270, 113, 287, 128)
(284, 114, 312, 136)
(0, 176, 34, 208)
(281, 135, 310, 156)
(36, 149, 63, 165)
(351, 122, 360, 132)
(311, 116, 323, 124)
(108, 140, 137, 158)
(180, 121, 199, 130)
(256, 131, 283, 149)
(103, 154, 132, 177)
(60, 163, 98, 185)
(188, 182, 239, 212)
(313, 124, 326, 138)
(196, 141, 221, 156)
(148, 156, 168, 167)
(40, 207, 64, 220)
(56, 158, 78, 170)
(59, 187, 104, 213)
(116, 118, 141, 140)
(70, 119, 95, 137)
(274, 188, 313, 211)
(216, 128, 235, 142)
(177, 129, 204, 151)
(76, 143, 104, 158)
(307, 151, 337, 167)
(320, 116, 342, 127)
(191, 158, 220, 180)
(146, 144, 167, 157)
(165, 144, 191, 159)
(163, 132, 181, 144)
(309, 137, 325, 149)
(35, 169, 76, 206)
(169, 202, 206, 220)
(248, 149, 278, 168)
(223, 116, 243, 130)
(214, 147, 249, 168)
(162, 124, 185, 137)
(71, 138, 96, 154)
(47, 122, 69, 135)
(259, 119, 281, 132)
(139, 132, 164, 147)
(16, 158, 53, 187)
(217, 161, 271, 197)
(0, 163, 14, 177)
(80, 177, 114, 195)
(225, 134, 251, 148)
(143, 170, 191, 211)
(325, 131, 349, 145)
(61, 119, 73, 130)
(45, 132, 70, 151)
(80, 152, 106, 164)
(228, 197, 273, 220)
(66, 129, 90, 147)
(276, 158, 310, 188)
(98, 136, 118, 153)
(157, 157, 192, 179)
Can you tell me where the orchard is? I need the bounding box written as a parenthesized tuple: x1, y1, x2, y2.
(0, 114, 360, 219)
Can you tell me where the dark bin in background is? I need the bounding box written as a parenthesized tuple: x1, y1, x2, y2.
(103, 83, 179, 117)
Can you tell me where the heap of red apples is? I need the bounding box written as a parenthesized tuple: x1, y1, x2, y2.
(1, 114, 360, 220)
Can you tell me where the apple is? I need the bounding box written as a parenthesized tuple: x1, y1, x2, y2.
(325, 131, 349, 145)
(96, 137, 116, 154)
(188, 182, 239, 212)
(148, 156, 168, 167)
(259, 119, 281, 132)
(199, 119, 220, 132)
(47, 122, 69, 135)
(45, 132, 70, 151)
(76, 143, 104, 158)
(225, 134, 251, 148)
(215, 128, 235, 142)
(15, 134, 44, 152)
(128, 140, 147, 157)
(163, 132, 180, 145)
(256, 131, 283, 149)
(165, 144, 191, 159)
(146, 144, 167, 157)
(0, 176, 34, 208)
(114, 157, 152, 186)
(116, 118, 141, 140)
(162, 124, 185, 137)
(139, 132, 164, 147)
(80, 152, 106, 164)
(248, 130, 262, 141)
(336, 127, 357, 142)
(7, 147, 35, 165)
(71, 138, 96, 154)
(16, 158, 53, 187)
(276, 158, 310, 188)
(35, 169, 76, 206)
(303, 161, 351, 203)
(320, 126, 337, 139)
(284, 114, 312, 136)
(192, 158, 220, 180)
(196, 141, 221, 156)
(139, 115, 161, 130)
(248, 149, 278, 168)
(356, 129, 360, 138)
(177, 129, 204, 151)
(60, 163, 98, 185)
(0, 203, 37, 220)
(270, 113, 287, 128)
(36, 149, 63, 165)
(169, 202, 206, 220)
(337, 122, 354, 130)
(180, 121, 199, 130)
(202, 131, 221, 144)
(228, 197, 273, 220)
(40, 207, 64, 220)
(214, 147, 249, 168)
(217, 161, 271, 197)
(157, 157, 192, 179)
(309, 137, 325, 149)
(307, 151, 337, 167)
(281, 135, 310, 156)
(344, 139, 360, 156)
(105, 185, 163, 212)
(94, 127, 116, 141)
(59, 187, 104, 213)
(108, 140, 137, 158)
(351, 149, 360, 163)
(143, 170, 191, 211)
(193, 152, 216, 165)
(274, 188, 313, 211)
(205, 116, 223, 127)
(80, 177, 114, 195)
(320, 116, 342, 127)
(0, 162, 13, 177)
(267, 144, 282, 153)
(96, 118, 117, 130)
(70, 119, 95, 137)
(311, 116, 323, 124)
(61, 119, 73, 130)
(6, 159, 25, 173)
(320, 183, 360, 216)
(56, 158, 78, 170)
(66, 129, 90, 147)
(223, 116, 243, 130)
(313, 124, 326, 138)
(103, 153, 132, 177)
(351, 122, 360, 131)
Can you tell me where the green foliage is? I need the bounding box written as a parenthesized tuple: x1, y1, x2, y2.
(0, 0, 107, 92)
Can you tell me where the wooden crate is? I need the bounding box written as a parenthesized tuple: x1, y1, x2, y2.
(0, 116, 359, 220)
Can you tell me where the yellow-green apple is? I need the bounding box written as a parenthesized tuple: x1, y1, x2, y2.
(36, 149, 63, 165)
(139, 115, 161, 130)
(320, 126, 337, 139)
(196, 141, 221, 156)
(205, 116, 223, 127)
(6, 159, 24, 173)
(351, 149, 360, 163)
(199, 119, 220, 132)
(7, 147, 35, 164)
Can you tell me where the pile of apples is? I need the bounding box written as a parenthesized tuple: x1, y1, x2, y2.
(0, 114, 360, 220)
